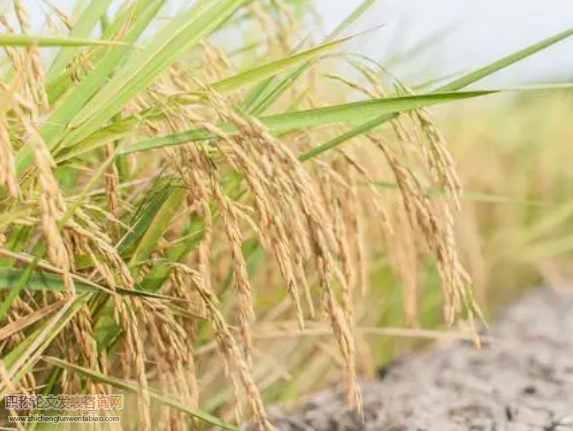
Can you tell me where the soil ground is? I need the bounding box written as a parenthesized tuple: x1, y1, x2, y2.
(266, 289, 573, 431)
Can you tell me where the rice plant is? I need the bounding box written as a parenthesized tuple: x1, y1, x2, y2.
(0, 0, 572, 430)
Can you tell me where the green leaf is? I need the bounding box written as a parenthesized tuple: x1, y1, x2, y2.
(438, 24, 573, 91)
(0, 268, 178, 300)
(46, 0, 116, 81)
(55, 108, 164, 163)
(211, 36, 350, 94)
(259, 92, 491, 131)
(327, 0, 379, 42)
(59, 0, 247, 150)
(299, 111, 392, 162)
(371, 181, 552, 208)
(242, 75, 278, 114)
(301, 24, 573, 161)
(121, 90, 492, 154)
(44, 357, 241, 431)
(0, 34, 127, 47)
(129, 186, 187, 275)
(245, 63, 309, 116)
(118, 179, 173, 255)
(0, 260, 38, 322)
(42, 0, 167, 146)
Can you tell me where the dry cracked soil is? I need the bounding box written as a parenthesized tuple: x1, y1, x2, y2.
(263, 288, 573, 431)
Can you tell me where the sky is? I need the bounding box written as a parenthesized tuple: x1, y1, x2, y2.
(17, 0, 573, 87)
(313, 0, 573, 86)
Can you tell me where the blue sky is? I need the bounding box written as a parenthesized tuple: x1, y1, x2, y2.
(18, 0, 573, 86)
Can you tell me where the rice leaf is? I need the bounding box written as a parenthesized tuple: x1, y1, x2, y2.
(122, 90, 492, 154)
(0, 259, 38, 322)
(0, 34, 127, 47)
(301, 25, 573, 161)
(212, 36, 350, 94)
(371, 181, 552, 208)
(42, 0, 167, 145)
(0, 268, 178, 300)
(60, 0, 247, 149)
(117, 179, 173, 254)
(129, 186, 187, 274)
(44, 357, 241, 431)
(438, 25, 573, 91)
(46, 0, 115, 81)
(245, 63, 309, 115)
(327, 0, 379, 42)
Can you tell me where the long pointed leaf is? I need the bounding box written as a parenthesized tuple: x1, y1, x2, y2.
(44, 357, 240, 431)
(242, 0, 380, 117)
(42, 0, 167, 146)
(0, 268, 178, 300)
(0, 34, 127, 47)
(212, 36, 350, 94)
(439, 25, 573, 91)
(0, 259, 38, 321)
(46, 0, 115, 81)
(327, 0, 379, 42)
(129, 186, 187, 275)
(62, 0, 246, 148)
(121, 90, 492, 154)
(301, 25, 573, 161)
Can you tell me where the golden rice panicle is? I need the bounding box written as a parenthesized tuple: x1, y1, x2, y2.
(311, 161, 350, 320)
(275, 127, 363, 409)
(370, 134, 479, 330)
(411, 103, 484, 329)
(182, 266, 274, 431)
(319, 260, 362, 415)
(211, 177, 256, 360)
(68, 217, 134, 289)
(199, 42, 233, 82)
(45, 234, 102, 395)
(198, 86, 365, 409)
(12, 0, 49, 112)
(159, 77, 358, 422)
(339, 154, 373, 296)
(70, 306, 103, 393)
(15, 105, 74, 291)
(180, 97, 306, 330)
(348, 66, 481, 329)
(0, 94, 19, 198)
(168, 272, 201, 431)
(140, 298, 193, 431)
(104, 142, 120, 240)
(113, 297, 152, 431)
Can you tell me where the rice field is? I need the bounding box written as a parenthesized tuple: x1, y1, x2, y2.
(1, 1, 573, 430)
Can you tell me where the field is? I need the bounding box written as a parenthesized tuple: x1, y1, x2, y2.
(1, 1, 573, 430)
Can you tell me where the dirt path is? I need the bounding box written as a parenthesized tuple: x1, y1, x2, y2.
(266, 289, 573, 431)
